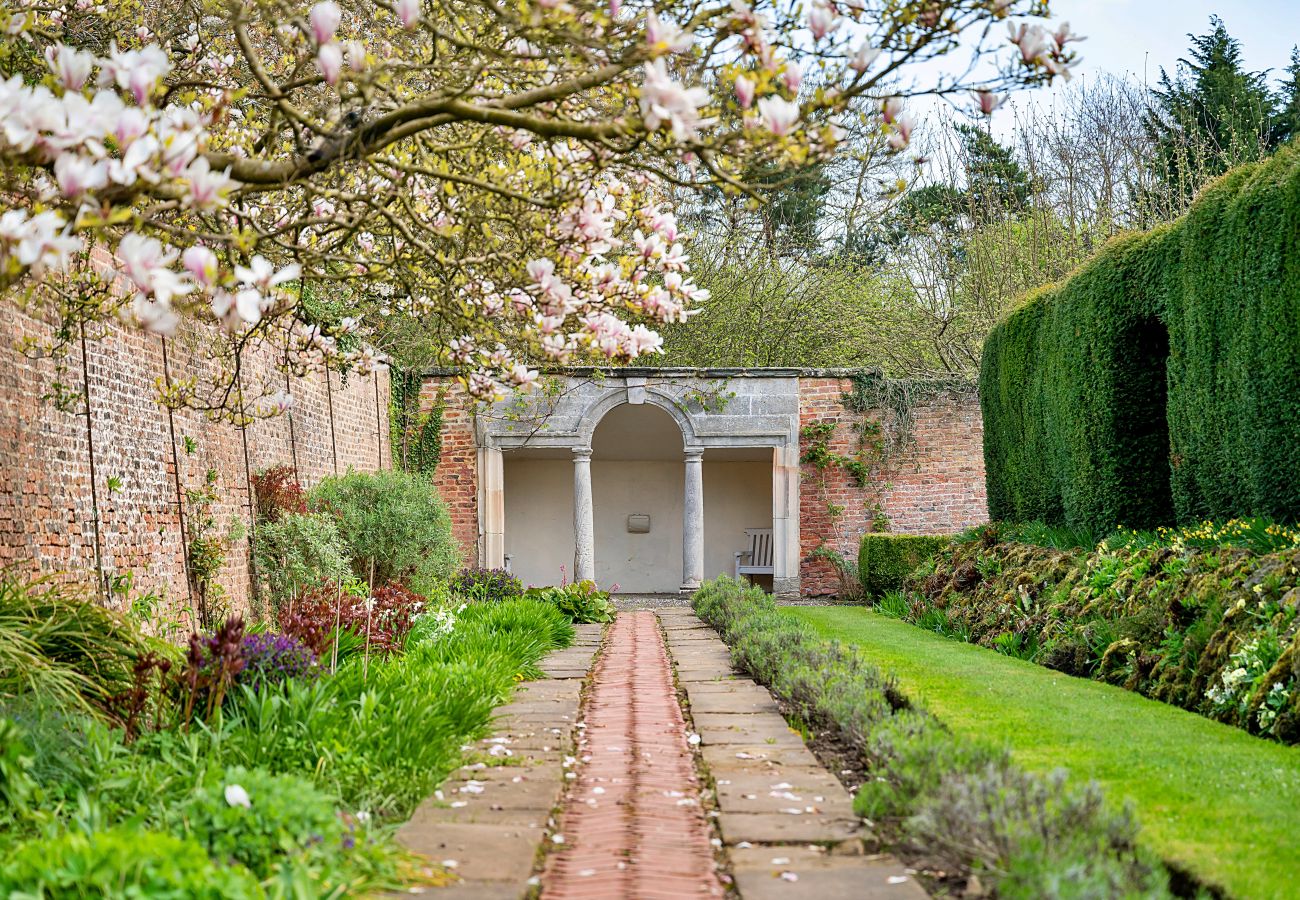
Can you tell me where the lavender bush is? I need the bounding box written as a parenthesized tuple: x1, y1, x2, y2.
(237, 633, 317, 692)
(450, 567, 523, 604)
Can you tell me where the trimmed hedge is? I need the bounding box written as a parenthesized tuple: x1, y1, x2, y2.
(982, 145, 1300, 531)
(858, 533, 949, 598)
(692, 577, 1171, 897)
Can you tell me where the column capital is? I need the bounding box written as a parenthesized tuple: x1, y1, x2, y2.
(683, 446, 705, 460)
(572, 446, 593, 461)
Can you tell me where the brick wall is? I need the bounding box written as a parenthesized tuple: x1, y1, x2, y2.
(797, 377, 987, 597)
(0, 303, 389, 623)
(420, 379, 479, 560)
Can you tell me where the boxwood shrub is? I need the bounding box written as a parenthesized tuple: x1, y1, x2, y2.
(693, 576, 1171, 897)
(858, 533, 950, 598)
(981, 144, 1300, 531)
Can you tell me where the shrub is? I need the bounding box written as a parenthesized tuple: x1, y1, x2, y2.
(253, 512, 350, 617)
(525, 581, 615, 624)
(858, 533, 950, 598)
(692, 576, 1169, 898)
(169, 765, 343, 878)
(909, 525, 1300, 743)
(450, 567, 523, 603)
(981, 146, 1300, 531)
(0, 570, 172, 719)
(0, 826, 264, 898)
(238, 633, 317, 692)
(251, 464, 307, 522)
(279, 580, 425, 657)
(309, 470, 459, 587)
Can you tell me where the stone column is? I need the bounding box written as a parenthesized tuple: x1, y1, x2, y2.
(681, 447, 705, 593)
(772, 442, 801, 598)
(479, 447, 505, 570)
(572, 447, 596, 583)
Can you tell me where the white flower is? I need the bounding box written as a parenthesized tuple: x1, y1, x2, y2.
(54, 153, 108, 198)
(225, 784, 251, 808)
(235, 255, 301, 292)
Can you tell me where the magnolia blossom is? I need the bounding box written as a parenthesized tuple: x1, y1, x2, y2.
(46, 45, 94, 90)
(317, 43, 343, 85)
(645, 12, 692, 56)
(396, 0, 421, 29)
(974, 90, 1005, 116)
(235, 255, 301, 293)
(308, 1, 341, 44)
(0, 209, 80, 276)
(757, 96, 799, 136)
(182, 245, 219, 287)
(54, 153, 107, 197)
(640, 60, 711, 142)
(734, 74, 755, 109)
(182, 157, 236, 210)
(782, 61, 802, 93)
(848, 43, 879, 74)
(100, 44, 171, 106)
(807, 1, 839, 40)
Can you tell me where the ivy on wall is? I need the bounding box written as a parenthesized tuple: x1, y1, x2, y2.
(389, 369, 443, 476)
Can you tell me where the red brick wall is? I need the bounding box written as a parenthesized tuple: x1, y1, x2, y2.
(420, 380, 479, 561)
(0, 303, 389, 626)
(797, 377, 986, 597)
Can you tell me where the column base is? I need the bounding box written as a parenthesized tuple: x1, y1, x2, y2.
(679, 582, 701, 595)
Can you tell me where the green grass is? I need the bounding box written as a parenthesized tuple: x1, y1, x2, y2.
(790, 607, 1300, 900)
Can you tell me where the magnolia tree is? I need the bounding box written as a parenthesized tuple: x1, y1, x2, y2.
(0, 0, 1080, 409)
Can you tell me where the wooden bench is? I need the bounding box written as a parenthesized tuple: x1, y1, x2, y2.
(734, 528, 774, 579)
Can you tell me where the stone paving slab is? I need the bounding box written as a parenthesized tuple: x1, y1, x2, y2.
(729, 847, 927, 900)
(661, 611, 929, 900)
(393, 631, 602, 897)
(692, 712, 806, 747)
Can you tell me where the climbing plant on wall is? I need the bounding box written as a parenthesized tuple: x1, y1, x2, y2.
(389, 369, 443, 476)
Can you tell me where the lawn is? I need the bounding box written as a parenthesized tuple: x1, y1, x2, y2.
(790, 607, 1300, 900)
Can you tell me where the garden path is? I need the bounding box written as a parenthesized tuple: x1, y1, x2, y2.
(541, 610, 725, 898)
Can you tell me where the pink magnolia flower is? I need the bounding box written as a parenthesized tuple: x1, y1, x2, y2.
(807, 1, 838, 40)
(308, 1, 342, 44)
(182, 157, 236, 210)
(734, 74, 755, 109)
(317, 43, 343, 85)
(640, 60, 711, 142)
(974, 90, 1004, 116)
(182, 245, 219, 287)
(782, 61, 802, 93)
(46, 45, 94, 90)
(757, 96, 799, 136)
(396, 0, 421, 29)
(646, 12, 692, 56)
(53, 153, 107, 198)
(849, 42, 879, 73)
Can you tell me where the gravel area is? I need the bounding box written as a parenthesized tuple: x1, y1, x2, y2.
(613, 593, 692, 610)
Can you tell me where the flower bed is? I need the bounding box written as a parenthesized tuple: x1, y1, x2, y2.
(0, 571, 572, 894)
(693, 576, 1173, 898)
(901, 520, 1300, 743)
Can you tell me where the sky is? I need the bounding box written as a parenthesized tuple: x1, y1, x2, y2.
(1039, 0, 1297, 93)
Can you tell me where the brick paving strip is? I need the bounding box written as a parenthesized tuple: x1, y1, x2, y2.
(541, 610, 726, 899)
(657, 607, 930, 900)
(391, 624, 604, 899)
